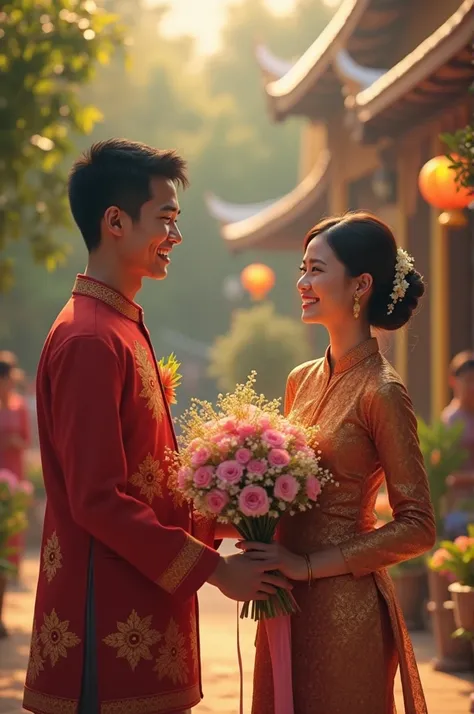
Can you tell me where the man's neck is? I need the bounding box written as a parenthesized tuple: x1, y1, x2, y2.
(84, 258, 141, 303)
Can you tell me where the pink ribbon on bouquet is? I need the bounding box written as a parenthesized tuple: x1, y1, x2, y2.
(265, 615, 294, 714)
(236, 607, 294, 714)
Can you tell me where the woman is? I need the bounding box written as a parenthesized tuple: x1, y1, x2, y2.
(239, 212, 436, 714)
(0, 352, 31, 578)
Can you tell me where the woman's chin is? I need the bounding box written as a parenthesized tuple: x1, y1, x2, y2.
(301, 309, 322, 325)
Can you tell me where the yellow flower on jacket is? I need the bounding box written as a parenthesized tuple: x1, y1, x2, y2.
(42, 531, 63, 583)
(40, 609, 81, 667)
(154, 619, 189, 685)
(103, 610, 161, 671)
(26, 625, 45, 683)
(130, 454, 164, 504)
(135, 341, 164, 422)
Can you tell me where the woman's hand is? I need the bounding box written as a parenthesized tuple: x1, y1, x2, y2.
(236, 541, 307, 582)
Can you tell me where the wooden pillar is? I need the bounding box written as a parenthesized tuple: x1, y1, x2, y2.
(327, 115, 347, 215)
(394, 144, 409, 384)
(299, 123, 327, 181)
(430, 132, 450, 419)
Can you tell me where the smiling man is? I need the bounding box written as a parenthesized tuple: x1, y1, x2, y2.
(23, 139, 285, 714)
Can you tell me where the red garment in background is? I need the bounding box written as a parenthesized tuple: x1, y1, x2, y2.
(0, 391, 30, 569)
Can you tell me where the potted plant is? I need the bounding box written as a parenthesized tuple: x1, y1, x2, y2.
(417, 418, 467, 532)
(429, 527, 474, 634)
(0, 468, 31, 638)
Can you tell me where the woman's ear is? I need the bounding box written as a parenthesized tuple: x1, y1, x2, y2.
(355, 272, 373, 299)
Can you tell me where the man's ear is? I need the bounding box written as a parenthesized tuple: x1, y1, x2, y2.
(104, 206, 123, 237)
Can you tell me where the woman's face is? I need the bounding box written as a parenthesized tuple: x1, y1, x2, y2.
(297, 232, 359, 328)
(0, 374, 13, 400)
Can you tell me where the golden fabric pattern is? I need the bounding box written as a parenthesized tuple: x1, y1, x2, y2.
(23, 688, 76, 714)
(168, 470, 186, 508)
(39, 609, 81, 668)
(73, 276, 141, 323)
(134, 341, 164, 423)
(130, 454, 164, 504)
(154, 619, 189, 685)
(189, 613, 199, 673)
(103, 610, 161, 671)
(42, 531, 63, 583)
(156, 536, 206, 594)
(101, 684, 201, 714)
(252, 338, 435, 714)
(26, 625, 45, 683)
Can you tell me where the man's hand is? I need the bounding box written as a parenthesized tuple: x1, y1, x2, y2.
(207, 553, 293, 602)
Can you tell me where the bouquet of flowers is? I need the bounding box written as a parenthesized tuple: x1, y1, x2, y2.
(0, 469, 32, 575)
(169, 373, 332, 620)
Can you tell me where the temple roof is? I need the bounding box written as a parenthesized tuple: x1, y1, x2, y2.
(345, 0, 474, 142)
(254, 43, 293, 81)
(263, 0, 407, 121)
(205, 193, 279, 225)
(213, 151, 331, 252)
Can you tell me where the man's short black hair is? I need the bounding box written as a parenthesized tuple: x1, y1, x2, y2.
(68, 138, 188, 252)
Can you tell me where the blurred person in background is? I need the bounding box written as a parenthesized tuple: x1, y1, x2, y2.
(0, 351, 31, 582)
(442, 351, 474, 535)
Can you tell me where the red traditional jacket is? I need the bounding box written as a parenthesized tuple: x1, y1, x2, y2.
(24, 275, 220, 714)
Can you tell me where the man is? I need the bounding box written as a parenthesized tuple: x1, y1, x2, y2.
(23, 139, 288, 714)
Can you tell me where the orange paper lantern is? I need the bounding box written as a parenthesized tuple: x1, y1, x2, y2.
(418, 155, 472, 227)
(240, 263, 275, 301)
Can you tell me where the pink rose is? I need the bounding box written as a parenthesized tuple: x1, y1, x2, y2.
(0, 469, 18, 491)
(274, 475, 300, 502)
(262, 429, 285, 449)
(454, 536, 474, 552)
(306, 475, 322, 501)
(239, 485, 269, 517)
(219, 417, 238, 433)
(247, 459, 267, 476)
(268, 449, 291, 468)
(17, 480, 34, 497)
(191, 445, 212, 467)
(193, 466, 214, 488)
(237, 424, 257, 440)
(235, 448, 252, 465)
(205, 489, 229, 514)
(430, 548, 451, 569)
(177, 466, 193, 489)
(216, 460, 244, 485)
(258, 415, 272, 431)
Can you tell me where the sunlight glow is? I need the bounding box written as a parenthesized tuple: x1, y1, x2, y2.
(147, 0, 298, 55)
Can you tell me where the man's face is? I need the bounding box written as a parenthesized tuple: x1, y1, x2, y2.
(114, 177, 182, 281)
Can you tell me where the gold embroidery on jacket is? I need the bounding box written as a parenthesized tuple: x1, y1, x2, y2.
(23, 687, 77, 714)
(130, 454, 164, 504)
(26, 625, 45, 683)
(134, 342, 164, 422)
(73, 276, 141, 323)
(42, 531, 63, 583)
(103, 610, 161, 671)
(40, 609, 81, 667)
(154, 619, 189, 685)
(100, 684, 201, 714)
(189, 614, 199, 673)
(157, 537, 205, 594)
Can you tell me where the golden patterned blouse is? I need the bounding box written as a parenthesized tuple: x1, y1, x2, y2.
(252, 337, 436, 714)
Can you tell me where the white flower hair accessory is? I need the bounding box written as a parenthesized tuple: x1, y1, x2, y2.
(387, 248, 415, 315)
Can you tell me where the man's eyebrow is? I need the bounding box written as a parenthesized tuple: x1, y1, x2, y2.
(158, 203, 181, 214)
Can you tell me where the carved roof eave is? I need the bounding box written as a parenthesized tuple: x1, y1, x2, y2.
(264, 0, 372, 121)
(345, 0, 474, 137)
(221, 151, 331, 252)
(205, 193, 280, 225)
(254, 43, 294, 81)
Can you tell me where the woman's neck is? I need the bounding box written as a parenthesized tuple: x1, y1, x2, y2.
(326, 321, 372, 369)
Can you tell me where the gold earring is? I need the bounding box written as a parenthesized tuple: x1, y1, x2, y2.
(353, 293, 360, 319)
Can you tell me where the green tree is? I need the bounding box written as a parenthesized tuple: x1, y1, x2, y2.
(209, 302, 312, 400)
(0, 0, 124, 290)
